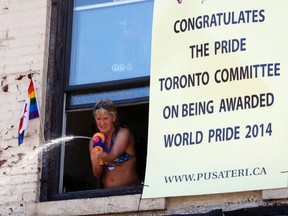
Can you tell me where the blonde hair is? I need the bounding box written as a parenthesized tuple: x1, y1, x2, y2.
(93, 99, 119, 129)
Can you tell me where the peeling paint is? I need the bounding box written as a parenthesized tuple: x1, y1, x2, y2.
(2, 84, 8, 92)
(4, 146, 12, 150)
(5, 29, 14, 41)
(16, 75, 25, 81)
(0, 160, 7, 167)
(1, 76, 6, 86)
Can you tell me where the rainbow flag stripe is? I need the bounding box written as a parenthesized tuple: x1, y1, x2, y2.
(28, 80, 40, 119)
(18, 79, 40, 145)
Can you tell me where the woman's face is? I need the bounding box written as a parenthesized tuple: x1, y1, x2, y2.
(95, 111, 116, 134)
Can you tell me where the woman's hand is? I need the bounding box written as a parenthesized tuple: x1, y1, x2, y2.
(91, 147, 102, 161)
(89, 139, 104, 177)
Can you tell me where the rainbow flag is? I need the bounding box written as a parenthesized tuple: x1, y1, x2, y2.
(18, 79, 40, 145)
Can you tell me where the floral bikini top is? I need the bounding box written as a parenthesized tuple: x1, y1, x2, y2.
(102, 130, 134, 170)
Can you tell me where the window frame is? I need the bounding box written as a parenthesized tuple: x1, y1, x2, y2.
(65, 77, 150, 110)
(41, 0, 150, 202)
(64, 0, 151, 110)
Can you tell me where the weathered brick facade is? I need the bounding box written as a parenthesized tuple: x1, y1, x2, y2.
(0, 0, 288, 215)
(0, 0, 50, 215)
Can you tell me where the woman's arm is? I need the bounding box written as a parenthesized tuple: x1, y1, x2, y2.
(89, 139, 103, 178)
(99, 128, 131, 163)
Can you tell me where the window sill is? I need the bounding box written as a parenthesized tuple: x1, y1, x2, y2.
(36, 194, 165, 215)
(53, 185, 144, 201)
(262, 188, 288, 200)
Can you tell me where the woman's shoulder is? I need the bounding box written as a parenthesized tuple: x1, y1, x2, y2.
(116, 127, 135, 149)
(118, 127, 131, 136)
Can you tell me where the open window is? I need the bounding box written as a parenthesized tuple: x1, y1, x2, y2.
(41, 0, 153, 201)
(63, 103, 149, 192)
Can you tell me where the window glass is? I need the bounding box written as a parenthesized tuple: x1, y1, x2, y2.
(70, 86, 149, 106)
(69, 0, 154, 85)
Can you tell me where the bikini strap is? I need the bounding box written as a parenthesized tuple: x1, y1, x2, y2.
(103, 129, 119, 153)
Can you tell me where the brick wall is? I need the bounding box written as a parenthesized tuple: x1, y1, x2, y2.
(0, 0, 50, 215)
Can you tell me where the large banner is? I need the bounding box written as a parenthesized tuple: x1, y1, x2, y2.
(143, 0, 288, 198)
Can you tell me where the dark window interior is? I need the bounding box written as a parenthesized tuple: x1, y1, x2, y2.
(63, 103, 149, 192)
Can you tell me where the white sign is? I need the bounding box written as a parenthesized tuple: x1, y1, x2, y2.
(143, 0, 288, 198)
